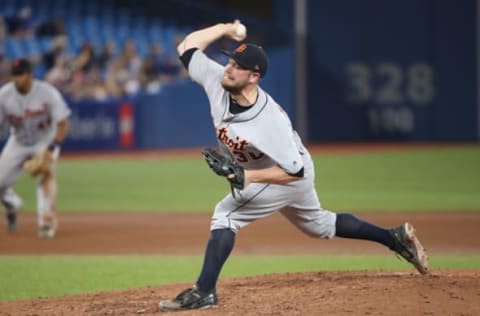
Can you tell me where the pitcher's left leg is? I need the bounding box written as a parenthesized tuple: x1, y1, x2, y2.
(282, 207, 428, 274)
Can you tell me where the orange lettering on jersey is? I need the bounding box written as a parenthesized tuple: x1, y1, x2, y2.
(217, 127, 249, 150)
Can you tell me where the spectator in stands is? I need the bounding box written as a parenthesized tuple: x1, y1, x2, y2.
(71, 42, 95, 73)
(122, 40, 142, 78)
(36, 16, 66, 37)
(139, 45, 163, 94)
(105, 58, 128, 98)
(42, 35, 68, 71)
(138, 42, 185, 94)
(115, 39, 142, 95)
(155, 41, 184, 81)
(83, 68, 109, 101)
(6, 6, 34, 38)
(94, 41, 117, 71)
(0, 17, 7, 42)
(45, 57, 71, 90)
(63, 69, 84, 100)
(0, 54, 10, 86)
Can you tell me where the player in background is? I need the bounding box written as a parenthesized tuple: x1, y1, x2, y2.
(0, 58, 71, 238)
(159, 21, 428, 311)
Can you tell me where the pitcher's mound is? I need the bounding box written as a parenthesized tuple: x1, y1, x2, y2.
(1, 270, 478, 315)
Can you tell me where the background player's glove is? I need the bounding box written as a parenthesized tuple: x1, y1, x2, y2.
(23, 151, 53, 177)
(202, 147, 245, 190)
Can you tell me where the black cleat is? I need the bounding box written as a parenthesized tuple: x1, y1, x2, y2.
(158, 285, 218, 311)
(389, 222, 429, 274)
(6, 212, 17, 232)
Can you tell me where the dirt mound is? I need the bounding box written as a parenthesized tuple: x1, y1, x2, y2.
(0, 270, 478, 315)
(1, 212, 479, 315)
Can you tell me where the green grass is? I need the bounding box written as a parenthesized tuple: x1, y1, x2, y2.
(16, 157, 226, 212)
(0, 254, 479, 302)
(12, 146, 480, 213)
(315, 147, 480, 211)
(3, 146, 478, 303)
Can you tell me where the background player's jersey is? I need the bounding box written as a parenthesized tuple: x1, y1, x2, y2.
(0, 80, 71, 145)
(188, 50, 306, 174)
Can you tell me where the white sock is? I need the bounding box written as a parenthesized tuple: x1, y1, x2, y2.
(37, 178, 57, 228)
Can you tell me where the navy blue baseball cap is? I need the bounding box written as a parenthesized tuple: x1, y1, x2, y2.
(222, 43, 268, 78)
(11, 58, 32, 75)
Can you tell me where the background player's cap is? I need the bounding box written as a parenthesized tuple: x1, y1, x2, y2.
(11, 58, 33, 75)
(222, 43, 268, 78)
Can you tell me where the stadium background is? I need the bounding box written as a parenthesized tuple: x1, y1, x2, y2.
(0, 0, 479, 314)
(1, 0, 477, 150)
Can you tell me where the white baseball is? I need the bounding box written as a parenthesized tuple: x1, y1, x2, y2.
(235, 24, 247, 37)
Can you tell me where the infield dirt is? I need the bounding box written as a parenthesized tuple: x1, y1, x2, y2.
(0, 211, 479, 315)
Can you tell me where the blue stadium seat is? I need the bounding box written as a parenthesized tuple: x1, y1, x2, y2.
(33, 62, 46, 78)
(50, 0, 68, 19)
(5, 38, 23, 60)
(34, 0, 54, 21)
(1, 0, 23, 17)
(135, 37, 149, 57)
(23, 38, 41, 57)
(161, 27, 178, 56)
(39, 37, 54, 52)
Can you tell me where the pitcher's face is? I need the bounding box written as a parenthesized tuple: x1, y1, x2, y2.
(221, 59, 259, 93)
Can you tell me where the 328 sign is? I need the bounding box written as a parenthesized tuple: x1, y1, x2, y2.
(345, 62, 435, 134)
(346, 62, 435, 106)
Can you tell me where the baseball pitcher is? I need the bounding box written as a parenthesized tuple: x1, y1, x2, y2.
(0, 58, 70, 238)
(159, 21, 428, 311)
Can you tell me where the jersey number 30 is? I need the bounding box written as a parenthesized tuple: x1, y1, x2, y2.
(233, 150, 264, 163)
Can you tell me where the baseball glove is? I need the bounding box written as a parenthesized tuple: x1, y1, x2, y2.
(23, 151, 53, 177)
(202, 147, 245, 191)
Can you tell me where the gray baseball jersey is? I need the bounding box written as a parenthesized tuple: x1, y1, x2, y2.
(188, 50, 336, 237)
(0, 79, 71, 191)
(0, 80, 71, 145)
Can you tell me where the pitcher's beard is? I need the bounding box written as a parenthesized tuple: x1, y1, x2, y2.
(221, 82, 242, 94)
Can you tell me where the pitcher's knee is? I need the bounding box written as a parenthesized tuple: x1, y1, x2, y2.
(303, 214, 337, 239)
(210, 216, 242, 233)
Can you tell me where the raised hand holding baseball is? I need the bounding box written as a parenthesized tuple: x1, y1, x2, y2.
(235, 23, 246, 37)
(227, 20, 247, 41)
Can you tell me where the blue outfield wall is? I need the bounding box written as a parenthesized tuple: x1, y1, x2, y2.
(62, 99, 123, 151)
(134, 82, 217, 148)
(306, 0, 478, 141)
